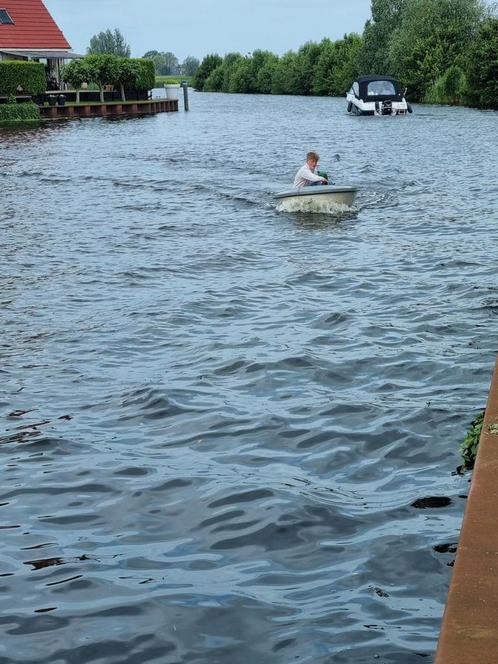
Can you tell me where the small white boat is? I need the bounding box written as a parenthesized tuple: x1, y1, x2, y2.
(275, 185, 357, 211)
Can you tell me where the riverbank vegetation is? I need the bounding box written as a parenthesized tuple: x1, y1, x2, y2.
(460, 412, 485, 469)
(193, 0, 498, 109)
(0, 96, 40, 124)
(154, 75, 192, 87)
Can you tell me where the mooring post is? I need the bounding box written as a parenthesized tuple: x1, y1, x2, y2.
(181, 80, 189, 111)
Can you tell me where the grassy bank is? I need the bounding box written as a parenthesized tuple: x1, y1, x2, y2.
(155, 75, 192, 87)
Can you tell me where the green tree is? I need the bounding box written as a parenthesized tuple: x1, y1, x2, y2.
(388, 0, 485, 100)
(230, 57, 253, 93)
(115, 58, 141, 101)
(87, 28, 131, 57)
(271, 51, 300, 94)
(358, 0, 406, 75)
(312, 39, 336, 95)
(142, 51, 178, 75)
(328, 34, 362, 95)
(85, 54, 120, 102)
(162, 52, 179, 75)
(192, 54, 223, 90)
(220, 53, 245, 91)
(142, 50, 162, 75)
(203, 53, 243, 92)
(270, 42, 323, 96)
(255, 53, 279, 94)
(293, 41, 323, 95)
(246, 50, 279, 94)
(313, 35, 362, 96)
(181, 56, 200, 76)
(204, 65, 224, 91)
(62, 59, 92, 102)
(466, 17, 498, 108)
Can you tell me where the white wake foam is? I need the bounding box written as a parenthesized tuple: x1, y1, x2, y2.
(276, 198, 355, 214)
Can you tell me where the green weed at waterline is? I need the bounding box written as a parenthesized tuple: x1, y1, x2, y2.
(460, 412, 484, 469)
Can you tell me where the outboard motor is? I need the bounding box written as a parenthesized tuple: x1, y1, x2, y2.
(382, 100, 393, 115)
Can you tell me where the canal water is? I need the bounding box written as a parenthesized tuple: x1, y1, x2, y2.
(1, 92, 497, 663)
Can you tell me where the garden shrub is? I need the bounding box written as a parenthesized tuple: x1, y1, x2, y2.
(0, 101, 40, 122)
(0, 61, 46, 96)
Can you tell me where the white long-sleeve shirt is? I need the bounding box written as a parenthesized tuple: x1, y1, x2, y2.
(293, 163, 325, 188)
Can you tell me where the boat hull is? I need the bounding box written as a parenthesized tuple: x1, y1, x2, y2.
(275, 185, 357, 207)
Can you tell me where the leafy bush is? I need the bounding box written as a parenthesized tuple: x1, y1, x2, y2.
(0, 61, 46, 96)
(460, 411, 484, 469)
(0, 101, 40, 122)
(425, 65, 467, 104)
(192, 54, 223, 90)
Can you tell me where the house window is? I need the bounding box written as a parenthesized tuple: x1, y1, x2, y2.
(0, 8, 14, 24)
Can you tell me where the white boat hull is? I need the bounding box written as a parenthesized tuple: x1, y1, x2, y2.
(275, 185, 357, 209)
(347, 95, 410, 116)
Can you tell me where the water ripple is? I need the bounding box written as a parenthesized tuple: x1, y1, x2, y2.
(0, 93, 497, 663)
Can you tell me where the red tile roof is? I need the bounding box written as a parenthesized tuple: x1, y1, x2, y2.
(0, 0, 70, 49)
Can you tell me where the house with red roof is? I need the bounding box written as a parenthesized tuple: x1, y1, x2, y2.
(0, 0, 79, 85)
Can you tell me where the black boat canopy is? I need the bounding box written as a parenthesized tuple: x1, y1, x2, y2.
(351, 75, 404, 101)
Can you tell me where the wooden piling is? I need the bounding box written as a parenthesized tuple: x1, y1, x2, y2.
(182, 82, 189, 111)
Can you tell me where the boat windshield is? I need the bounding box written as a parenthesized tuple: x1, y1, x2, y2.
(367, 80, 396, 96)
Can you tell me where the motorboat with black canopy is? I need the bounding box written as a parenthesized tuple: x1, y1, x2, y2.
(346, 76, 412, 116)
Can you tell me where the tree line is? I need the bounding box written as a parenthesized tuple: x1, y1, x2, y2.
(192, 0, 498, 109)
(86, 29, 199, 77)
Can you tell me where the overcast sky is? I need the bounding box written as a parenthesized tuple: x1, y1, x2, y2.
(43, 0, 373, 62)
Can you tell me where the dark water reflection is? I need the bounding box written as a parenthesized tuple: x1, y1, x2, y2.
(1, 92, 497, 663)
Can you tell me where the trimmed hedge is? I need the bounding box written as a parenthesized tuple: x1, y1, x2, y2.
(134, 59, 155, 91)
(63, 56, 155, 94)
(0, 101, 41, 123)
(0, 61, 46, 96)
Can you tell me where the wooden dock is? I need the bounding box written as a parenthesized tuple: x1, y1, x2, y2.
(39, 98, 178, 120)
(435, 356, 498, 663)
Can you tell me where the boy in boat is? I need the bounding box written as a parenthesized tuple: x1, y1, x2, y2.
(293, 151, 329, 188)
